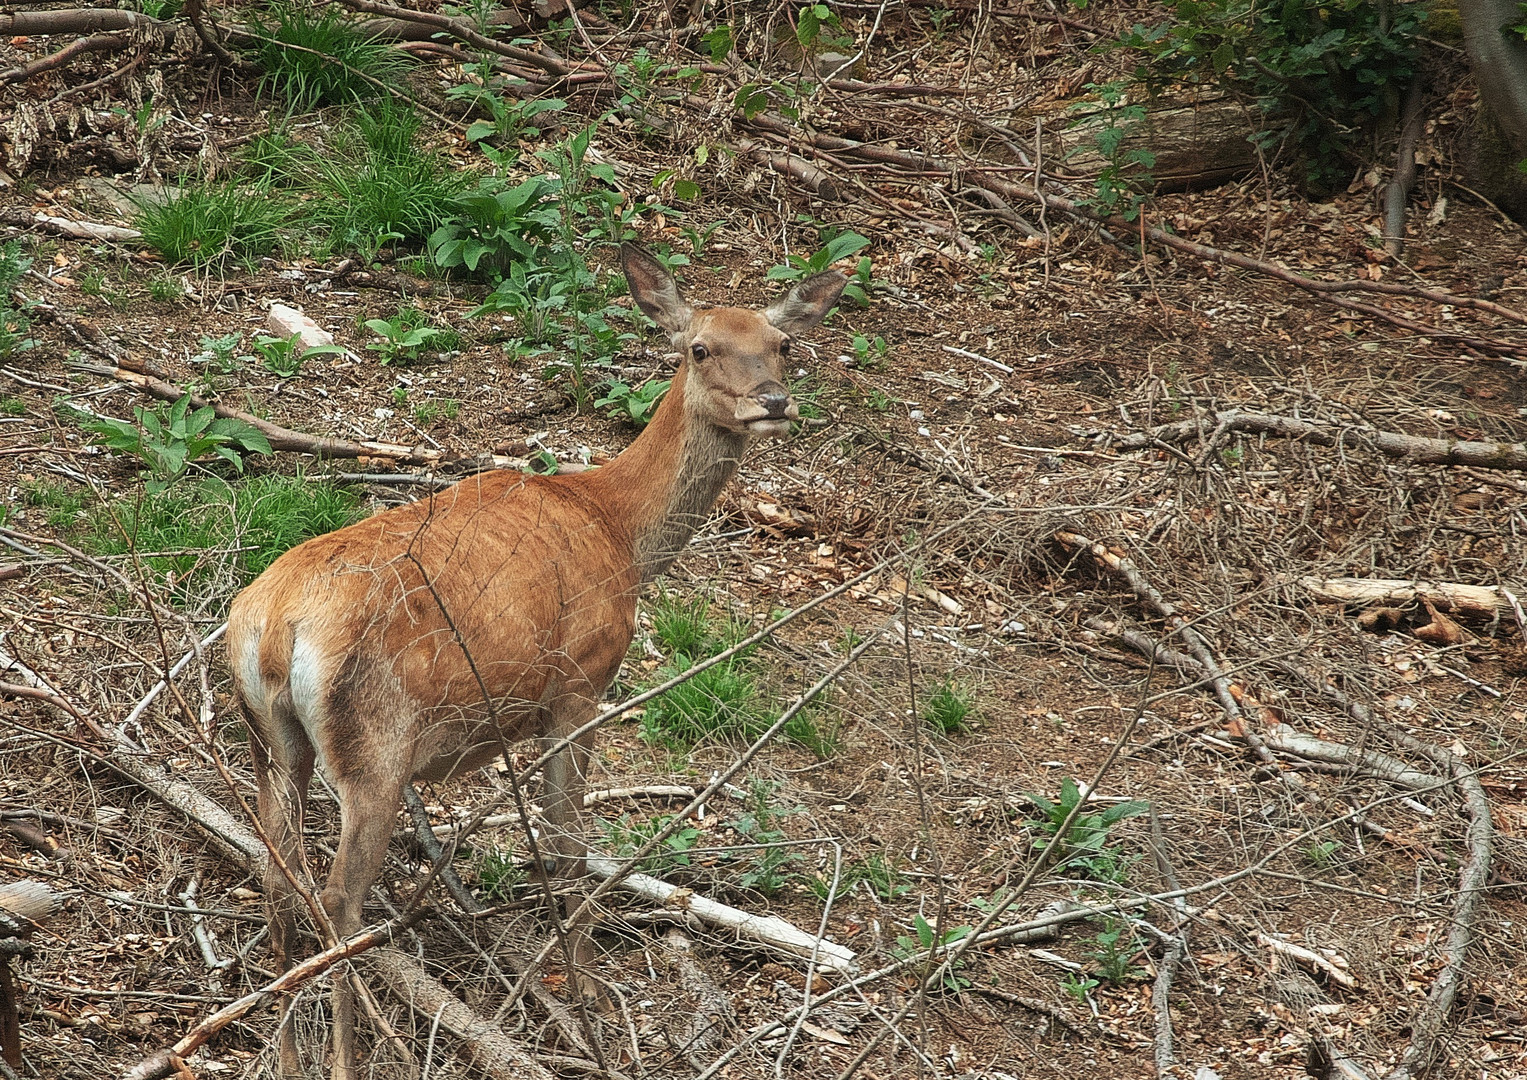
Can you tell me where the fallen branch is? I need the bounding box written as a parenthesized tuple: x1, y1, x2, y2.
(0, 9, 164, 35)
(1148, 807, 1188, 1077)
(585, 856, 855, 973)
(364, 949, 557, 1080)
(660, 929, 735, 1068)
(1256, 933, 1356, 989)
(72, 361, 442, 465)
(0, 31, 137, 84)
(119, 910, 428, 1080)
(1283, 671, 1496, 1080)
(1086, 410, 1527, 472)
(1383, 81, 1426, 258)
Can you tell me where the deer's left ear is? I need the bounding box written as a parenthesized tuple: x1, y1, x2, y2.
(765, 271, 846, 336)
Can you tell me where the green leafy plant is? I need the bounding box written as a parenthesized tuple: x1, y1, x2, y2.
(193, 332, 243, 374)
(892, 914, 972, 992)
(134, 179, 289, 268)
(428, 176, 561, 277)
(1306, 838, 1343, 868)
(851, 333, 889, 369)
(594, 378, 669, 427)
(447, 83, 566, 159)
(813, 852, 910, 902)
(365, 317, 441, 365)
(78, 396, 273, 493)
(768, 230, 873, 306)
(248, 0, 407, 111)
(1024, 777, 1148, 883)
(795, 3, 851, 50)
(1116, 0, 1428, 191)
(1060, 972, 1100, 1003)
(1068, 81, 1156, 220)
(1087, 918, 1144, 984)
(728, 780, 804, 896)
(243, 332, 343, 378)
(923, 678, 976, 735)
(600, 812, 701, 874)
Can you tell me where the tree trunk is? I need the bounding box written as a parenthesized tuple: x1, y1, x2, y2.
(1458, 0, 1527, 219)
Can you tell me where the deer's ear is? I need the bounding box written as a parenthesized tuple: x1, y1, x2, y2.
(621, 244, 693, 333)
(765, 271, 847, 335)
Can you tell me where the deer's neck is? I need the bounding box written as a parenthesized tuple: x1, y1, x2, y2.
(584, 364, 749, 583)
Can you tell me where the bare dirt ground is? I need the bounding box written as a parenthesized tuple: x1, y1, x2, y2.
(2, 3, 1527, 1080)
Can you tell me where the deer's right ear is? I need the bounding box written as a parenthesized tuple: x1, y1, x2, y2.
(621, 244, 693, 334)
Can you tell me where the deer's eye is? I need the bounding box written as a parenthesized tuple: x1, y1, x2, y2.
(691, 343, 709, 361)
(779, 339, 792, 358)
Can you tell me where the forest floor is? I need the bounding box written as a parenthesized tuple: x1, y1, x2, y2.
(2, 3, 1526, 1080)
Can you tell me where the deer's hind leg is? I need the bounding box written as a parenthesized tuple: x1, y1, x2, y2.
(244, 694, 315, 1079)
(317, 663, 415, 1080)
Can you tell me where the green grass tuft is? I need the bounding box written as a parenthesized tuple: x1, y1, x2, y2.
(923, 678, 975, 735)
(639, 659, 767, 748)
(649, 592, 712, 657)
(286, 104, 470, 257)
(250, 1, 406, 112)
(86, 474, 362, 603)
(134, 180, 289, 268)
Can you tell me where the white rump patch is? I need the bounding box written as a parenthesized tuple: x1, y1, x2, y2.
(235, 626, 268, 719)
(289, 634, 328, 744)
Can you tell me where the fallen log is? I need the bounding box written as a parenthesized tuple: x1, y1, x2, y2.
(1041, 91, 1258, 191)
(119, 911, 428, 1080)
(585, 856, 856, 973)
(0, 880, 62, 1070)
(1086, 409, 1527, 472)
(1300, 577, 1511, 620)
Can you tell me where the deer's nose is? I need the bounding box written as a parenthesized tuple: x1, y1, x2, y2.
(752, 384, 793, 419)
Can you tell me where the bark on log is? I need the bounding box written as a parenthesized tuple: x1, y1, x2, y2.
(1300, 577, 1511, 620)
(0, 881, 61, 925)
(1041, 91, 1258, 191)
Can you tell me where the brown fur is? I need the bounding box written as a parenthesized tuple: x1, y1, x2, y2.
(227, 245, 844, 1079)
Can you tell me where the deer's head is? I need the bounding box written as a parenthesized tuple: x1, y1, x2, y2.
(621, 243, 846, 437)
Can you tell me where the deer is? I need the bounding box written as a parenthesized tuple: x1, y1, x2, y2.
(225, 243, 846, 1078)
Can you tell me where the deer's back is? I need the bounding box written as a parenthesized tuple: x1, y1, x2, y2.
(228, 471, 640, 777)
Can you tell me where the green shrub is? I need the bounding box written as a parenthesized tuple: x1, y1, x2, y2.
(428, 176, 561, 277)
(1117, 0, 1427, 190)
